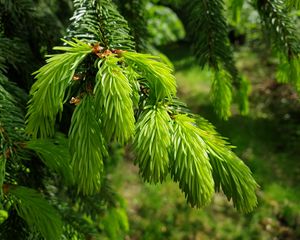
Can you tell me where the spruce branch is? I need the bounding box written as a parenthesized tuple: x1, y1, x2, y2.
(188, 0, 232, 69)
(67, 0, 102, 42)
(134, 105, 172, 183)
(0, 35, 27, 69)
(256, 0, 300, 57)
(19, 0, 260, 217)
(67, 0, 134, 48)
(276, 56, 300, 90)
(0, 75, 25, 141)
(102, 206, 129, 239)
(9, 186, 63, 240)
(122, 51, 176, 100)
(170, 114, 214, 208)
(187, 0, 243, 118)
(256, 0, 300, 91)
(25, 135, 73, 184)
(69, 95, 107, 195)
(94, 56, 135, 144)
(97, 0, 135, 50)
(117, 0, 150, 52)
(124, 65, 141, 109)
(0, 65, 26, 195)
(211, 69, 233, 120)
(196, 117, 258, 213)
(26, 39, 92, 138)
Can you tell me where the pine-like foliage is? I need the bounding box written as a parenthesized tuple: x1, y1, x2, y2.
(94, 57, 135, 144)
(0, 36, 27, 70)
(24, 0, 258, 212)
(134, 106, 171, 183)
(171, 115, 214, 208)
(67, 0, 134, 48)
(0, 60, 66, 239)
(67, 0, 102, 41)
(211, 69, 233, 119)
(69, 95, 107, 195)
(26, 39, 92, 138)
(25, 135, 73, 184)
(188, 0, 234, 71)
(1, 0, 263, 238)
(98, 0, 135, 50)
(0, 68, 24, 138)
(256, 0, 300, 91)
(186, 0, 244, 119)
(256, 0, 300, 56)
(1, 1, 132, 238)
(8, 186, 62, 240)
(196, 117, 258, 213)
(123, 51, 176, 100)
(116, 0, 150, 52)
(0, 59, 26, 197)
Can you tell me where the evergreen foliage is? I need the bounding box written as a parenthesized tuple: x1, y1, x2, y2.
(187, 0, 243, 119)
(69, 95, 107, 195)
(171, 114, 214, 208)
(116, 0, 150, 52)
(211, 69, 233, 119)
(6, 0, 300, 238)
(255, 0, 300, 91)
(95, 56, 135, 144)
(97, 0, 135, 50)
(25, 37, 258, 215)
(195, 117, 258, 213)
(0, 59, 26, 197)
(134, 106, 171, 183)
(26, 39, 92, 138)
(122, 51, 176, 100)
(67, 0, 134, 49)
(188, 0, 234, 71)
(0, 36, 27, 70)
(67, 0, 101, 41)
(9, 186, 62, 240)
(25, 136, 73, 184)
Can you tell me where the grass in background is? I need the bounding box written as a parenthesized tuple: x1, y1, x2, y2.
(112, 43, 300, 240)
